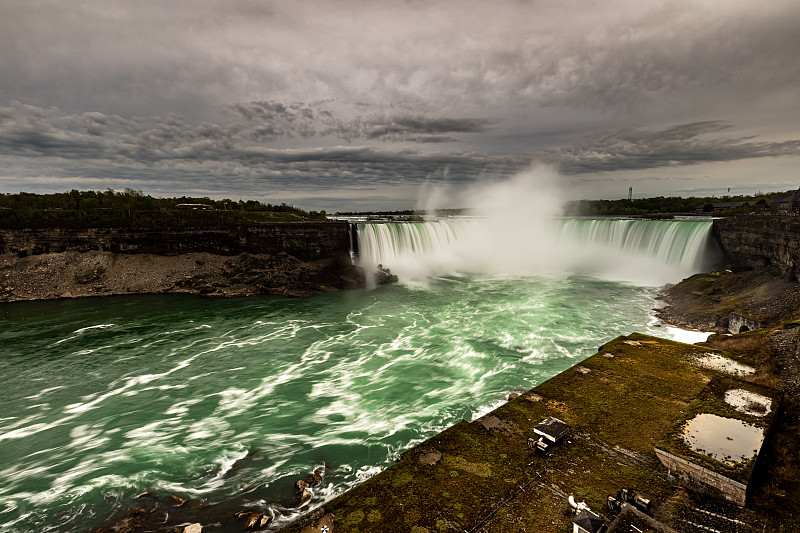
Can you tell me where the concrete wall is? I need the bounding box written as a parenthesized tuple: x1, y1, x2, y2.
(0, 222, 352, 261)
(728, 313, 762, 334)
(654, 448, 747, 506)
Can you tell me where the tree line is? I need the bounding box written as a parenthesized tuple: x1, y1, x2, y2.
(0, 189, 328, 229)
(562, 192, 780, 216)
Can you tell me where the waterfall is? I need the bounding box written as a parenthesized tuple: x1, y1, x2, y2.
(357, 219, 474, 267)
(356, 218, 721, 285)
(555, 219, 719, 273)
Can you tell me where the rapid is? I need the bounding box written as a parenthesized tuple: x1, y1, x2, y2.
(1, 170, 722, 531)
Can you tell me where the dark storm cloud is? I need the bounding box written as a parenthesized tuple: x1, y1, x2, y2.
(0, 100, 493, 163)
(352, 116, 492, 143)
(0, 101, 524, 194)
(2, 101, 799, 197)
(550, 121, 800, 174)
(2, 0, 800, 206)
(226, 101, 492, 143)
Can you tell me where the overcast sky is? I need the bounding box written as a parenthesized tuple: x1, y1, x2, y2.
(1, 0, 799, 211)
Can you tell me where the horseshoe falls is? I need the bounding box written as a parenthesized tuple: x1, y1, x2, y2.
(0, 218, 720, 532)
(357, 217, 721, 285)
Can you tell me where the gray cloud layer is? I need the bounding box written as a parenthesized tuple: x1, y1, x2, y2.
(2, 101, 796, 195)
(552, 122, 800, 174)
(1, 0, 800, 207)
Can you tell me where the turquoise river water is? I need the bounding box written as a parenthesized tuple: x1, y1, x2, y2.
(0, 218, 719, 532)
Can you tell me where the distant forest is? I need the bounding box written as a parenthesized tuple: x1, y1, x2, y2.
(338, 191, 784, 218)
(0, 189, 328, 229)
(0, 188, 789, 230)
(562, 192, 778, 216)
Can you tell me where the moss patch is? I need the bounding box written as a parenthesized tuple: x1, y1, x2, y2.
(441, 454, 492, 477)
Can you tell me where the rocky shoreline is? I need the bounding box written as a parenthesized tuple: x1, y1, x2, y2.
(656, 265, 800, 333)
(0, 250, 397, 303)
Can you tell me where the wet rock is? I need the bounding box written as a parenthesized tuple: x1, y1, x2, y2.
(235, 509, 273, 530)
(244, 513, 262, 530)
(508, 393, 520, 400)
(295, 479, 308, 494)
(375, 267, 398, 285)
(339, 275, 359, 290)
(305, 468, 323, 485)
(299, 488, 312, 506)
(167, 494, 187, 507)
(184, 524, 202, 533)
(235, 511, 261, 530)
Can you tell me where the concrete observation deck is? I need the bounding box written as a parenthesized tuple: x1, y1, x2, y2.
(280, 333, 776, 533)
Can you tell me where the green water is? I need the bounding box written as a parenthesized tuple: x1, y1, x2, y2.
(1, 274, 690, 532)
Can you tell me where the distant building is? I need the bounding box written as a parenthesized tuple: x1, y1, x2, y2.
(710, 201, 749, 211)
(175, 203, 214, 210)
(696, 201, 750, 213)
(770, 188, 800, 214)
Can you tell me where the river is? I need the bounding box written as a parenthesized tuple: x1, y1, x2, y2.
(0, 217, 718, 532)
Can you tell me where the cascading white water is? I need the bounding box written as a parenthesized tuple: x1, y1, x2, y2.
(555, 219, 718, 273)
(357, 218, 721, 286)
(357, 219, 474, 267)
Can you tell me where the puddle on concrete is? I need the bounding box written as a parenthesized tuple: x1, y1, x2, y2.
(691, 353, 755, 376)
(724, 389, 772, 417)
(682, 413, 765, 465)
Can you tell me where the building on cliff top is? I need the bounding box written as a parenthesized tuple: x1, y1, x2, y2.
(770, 188, 800, 214)
(175, 203, 215, 210)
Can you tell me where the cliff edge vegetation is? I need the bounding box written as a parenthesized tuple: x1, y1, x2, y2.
(0, 190, 396, 302)
(0, 189, 328, 229)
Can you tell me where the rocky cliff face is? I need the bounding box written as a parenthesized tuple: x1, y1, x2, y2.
(0, 222, 400, 302)
(713, 216, 800, 280)
(0, 222, 351, 261)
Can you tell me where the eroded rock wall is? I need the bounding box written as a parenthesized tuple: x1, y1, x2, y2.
(0, 222, 351, 261)
(713, 216, 800, 280)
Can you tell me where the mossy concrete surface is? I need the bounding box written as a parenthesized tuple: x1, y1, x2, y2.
(281, 333, 788, 533)
(656, 376, 779, 486)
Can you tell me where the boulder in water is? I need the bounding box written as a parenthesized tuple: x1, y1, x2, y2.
(184, 524, 202, 533)
(167, 494, 187, 507)
(235, 510, 269, 530)
(305, 468, 323, 485)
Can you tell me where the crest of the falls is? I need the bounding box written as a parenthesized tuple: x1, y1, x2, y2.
(356, 218, 721, 285)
